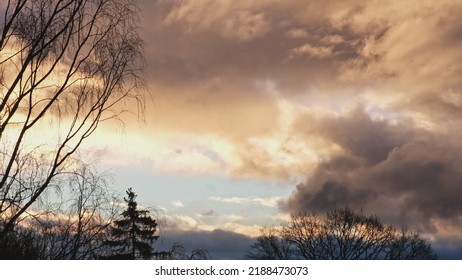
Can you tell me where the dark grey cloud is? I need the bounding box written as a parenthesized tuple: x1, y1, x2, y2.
(156, 229, 255, 260)
(284, 108, 462, 243)
(436, 247, 462, 260)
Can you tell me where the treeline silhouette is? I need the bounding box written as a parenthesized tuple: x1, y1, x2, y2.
(0, 188, 209, 260)
(0, 189, 438, 260)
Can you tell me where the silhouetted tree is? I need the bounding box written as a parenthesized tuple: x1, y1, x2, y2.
(103, 188, 158, 259)
(1, 163, 118, 259)
(0, 0, 145, 240)
(0, 227, 41, 259)
(152, 243, 210, 260)
(246, 227, 292, 260)
(32, 165, 117, 259)
(248, 208, 438, 260)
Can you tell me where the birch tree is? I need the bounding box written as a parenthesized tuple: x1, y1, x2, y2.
(0, 0, 145, 239)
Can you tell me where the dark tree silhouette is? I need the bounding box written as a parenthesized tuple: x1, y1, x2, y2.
(0, 227, 41, 259)
(0, 163, 118, 259)
(248, 208, 438, 260)
(0, 0, 145, 240)
(103, 188, 158, 259)
(246, 227, 292, 260)
(152, 243, 210, 260)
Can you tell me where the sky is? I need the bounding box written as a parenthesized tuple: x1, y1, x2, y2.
(78, 0, 462, 259)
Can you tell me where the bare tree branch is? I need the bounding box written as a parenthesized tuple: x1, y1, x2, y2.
(248, 208, 438, 260)
(0, 0, 145, 239)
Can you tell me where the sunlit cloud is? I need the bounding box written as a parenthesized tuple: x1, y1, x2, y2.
(286, 28, 308, 39)
(164, 0, 271, 41)
(165, 213, 262, 238)
(288, 43, 334, 59)
(210, 196, 283, 208)
(171, 200, 185, 208)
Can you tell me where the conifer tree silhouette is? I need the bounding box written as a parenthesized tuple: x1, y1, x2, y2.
(104, 188, 158, 259)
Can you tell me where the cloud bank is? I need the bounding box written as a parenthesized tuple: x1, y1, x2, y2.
(126, 0, 462, 253)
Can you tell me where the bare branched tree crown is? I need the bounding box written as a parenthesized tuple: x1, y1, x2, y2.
(248, 208, 438, 260)
(0, 0, 145, 238)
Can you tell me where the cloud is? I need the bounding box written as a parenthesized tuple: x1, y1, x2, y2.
(282, 108, 462, 246)
(286, 28, 308, 39)
(163, 211, 262, 238)
(210, 196, 283, 208)
(288, 43, 334, 59)
(172, 200, 184, 208)
(156, 229, 255, 259)
(164, 0, 271, 41)
(128, 0, 462, 251)
(125, 0, 462, 185)
(172, 215, 200, 229)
